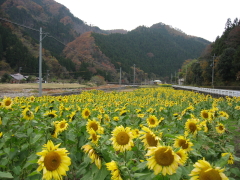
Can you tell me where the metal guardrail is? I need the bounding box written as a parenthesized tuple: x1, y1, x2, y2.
(172, 85, 240, 97)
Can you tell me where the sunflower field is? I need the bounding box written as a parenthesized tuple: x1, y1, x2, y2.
(0, 87, 240, 180)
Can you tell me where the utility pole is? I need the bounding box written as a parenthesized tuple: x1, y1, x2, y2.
(212, 54, 216, 89)
(133, 64, 135, 85)
(178, 70, 179, 85)
(175, 71, 176, 84)
(19, 67, 22, 74)
(119, 67, 121, 85)
(39, 27, 43, 96)
(47, 70, 49, 83)
(185, 66, 188, 85)
(39, 27, 48, 96)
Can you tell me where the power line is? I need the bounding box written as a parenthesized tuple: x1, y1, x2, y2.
(0, 17, 39, 32)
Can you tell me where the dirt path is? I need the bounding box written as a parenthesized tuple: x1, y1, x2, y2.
(0, 83, 134, 97)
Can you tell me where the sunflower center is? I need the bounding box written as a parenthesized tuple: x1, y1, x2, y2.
(155, 147, 174, 166)
(149, 118, 155, 125)
(5, 100, 11, 106)
(116, 132, 130, 145)
(199, 168, 222, 180)
(178, 139, 189, 149)
(188, 122, 197, 133)
(44, 151, 61, 171)
(49, 114, 56, 118)
(26, 110, 32, 117)
(90, 123, 98, 131)
(60, 123, 66, 129)
(202, 112, 209, 118)
(146, 133, 158, 146)
(85, 111, 90, 117)
(218, 125, 224, 130)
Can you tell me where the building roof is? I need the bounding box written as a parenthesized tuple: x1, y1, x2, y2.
(10, 73, 26, 80)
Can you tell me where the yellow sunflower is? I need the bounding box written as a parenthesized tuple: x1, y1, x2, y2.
(35, 106, 40, 113)
(110, 125, 134, 152)
(88, 129, 100, 144)
(22, 108, 34, 120)
(36, 140, 71, 180)
(82, 108, 91, 119)
(146, 115, 159, 128)
(3, 97, 13, 109)
(222, 153, 234, 164)
(29, 96, 36, 102)
(173, 135, 193, 152)
(86, 119, 104, 134)
(68, 111, 76, 122)
(147, 107, 155, 113)
(145, 145, 180, 176)
(199, 120, 208, 132)
(189, 158, 229, 180)
(137, 113, 145, 118)
(218, 111, 229, 119)
(216, 123, 226, 134)
(176, 149, 188, 165)
(119, 110, 127, 116)
(131, 128, 140, 139)
(57, 119, 69, 133)
(0, 132, 2, 138)
(82, 144, 102, 169)
(44, 110, 58, 118)
(200, 110, 211, 120)
(113, 116, 120, 121)
(139, 126, 161, 149)
(106, 160, 123, 180)
(185, 118, 200, 136)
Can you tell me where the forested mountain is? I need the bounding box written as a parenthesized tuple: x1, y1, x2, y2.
(0, 0, 210, 83)
(92, 23, 209, 80)
(180, 18, 240, 86)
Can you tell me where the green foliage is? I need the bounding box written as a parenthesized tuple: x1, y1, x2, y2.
(183, 18, 240, 86)
(92, 25, 209, 78)
(216, 48, 236, 81)
(0, 73, 11, 83)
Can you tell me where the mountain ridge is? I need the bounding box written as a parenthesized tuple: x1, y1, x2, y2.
(0, 0, 210, 82)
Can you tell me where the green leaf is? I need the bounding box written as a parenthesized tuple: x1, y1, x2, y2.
(23, 154, 38, 169)
(27, 128, 33, 136)
(3, 147, 10, 155)
(230, 167, 240, 177)
(14, 132, 28, 138)
(93, 165, 109, 180)
(134, 172, 152, 179)
(190, 150, 202, 157)
(27, 170, 40, 177)
(164, 133, 176, 138)
(215, 154, 229, 167)
(12, 166, 21, 176)
(0, 171, 13, 178)
(30, 134, 42, 144)
(168, 167, 182, 180)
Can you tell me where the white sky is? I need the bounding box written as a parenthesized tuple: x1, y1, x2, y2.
(54, 0, 240, 42)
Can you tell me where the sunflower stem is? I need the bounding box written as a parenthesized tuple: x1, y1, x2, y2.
(124, 151, 133, 180)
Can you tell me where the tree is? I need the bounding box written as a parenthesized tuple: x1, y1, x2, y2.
(91, 75, 106, 86)
(216, 48, 236, 83)
(1, 73, 11, 83)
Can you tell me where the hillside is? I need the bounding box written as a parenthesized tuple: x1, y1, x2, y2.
(179, 18, 240, 86)
(91, 23, 210, 79)
(0, 0, 210, 83)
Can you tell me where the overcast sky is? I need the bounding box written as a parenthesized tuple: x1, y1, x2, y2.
(54, 0, 240, 42)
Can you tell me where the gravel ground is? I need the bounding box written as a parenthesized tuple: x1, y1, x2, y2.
(0, 84, 130, 98)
